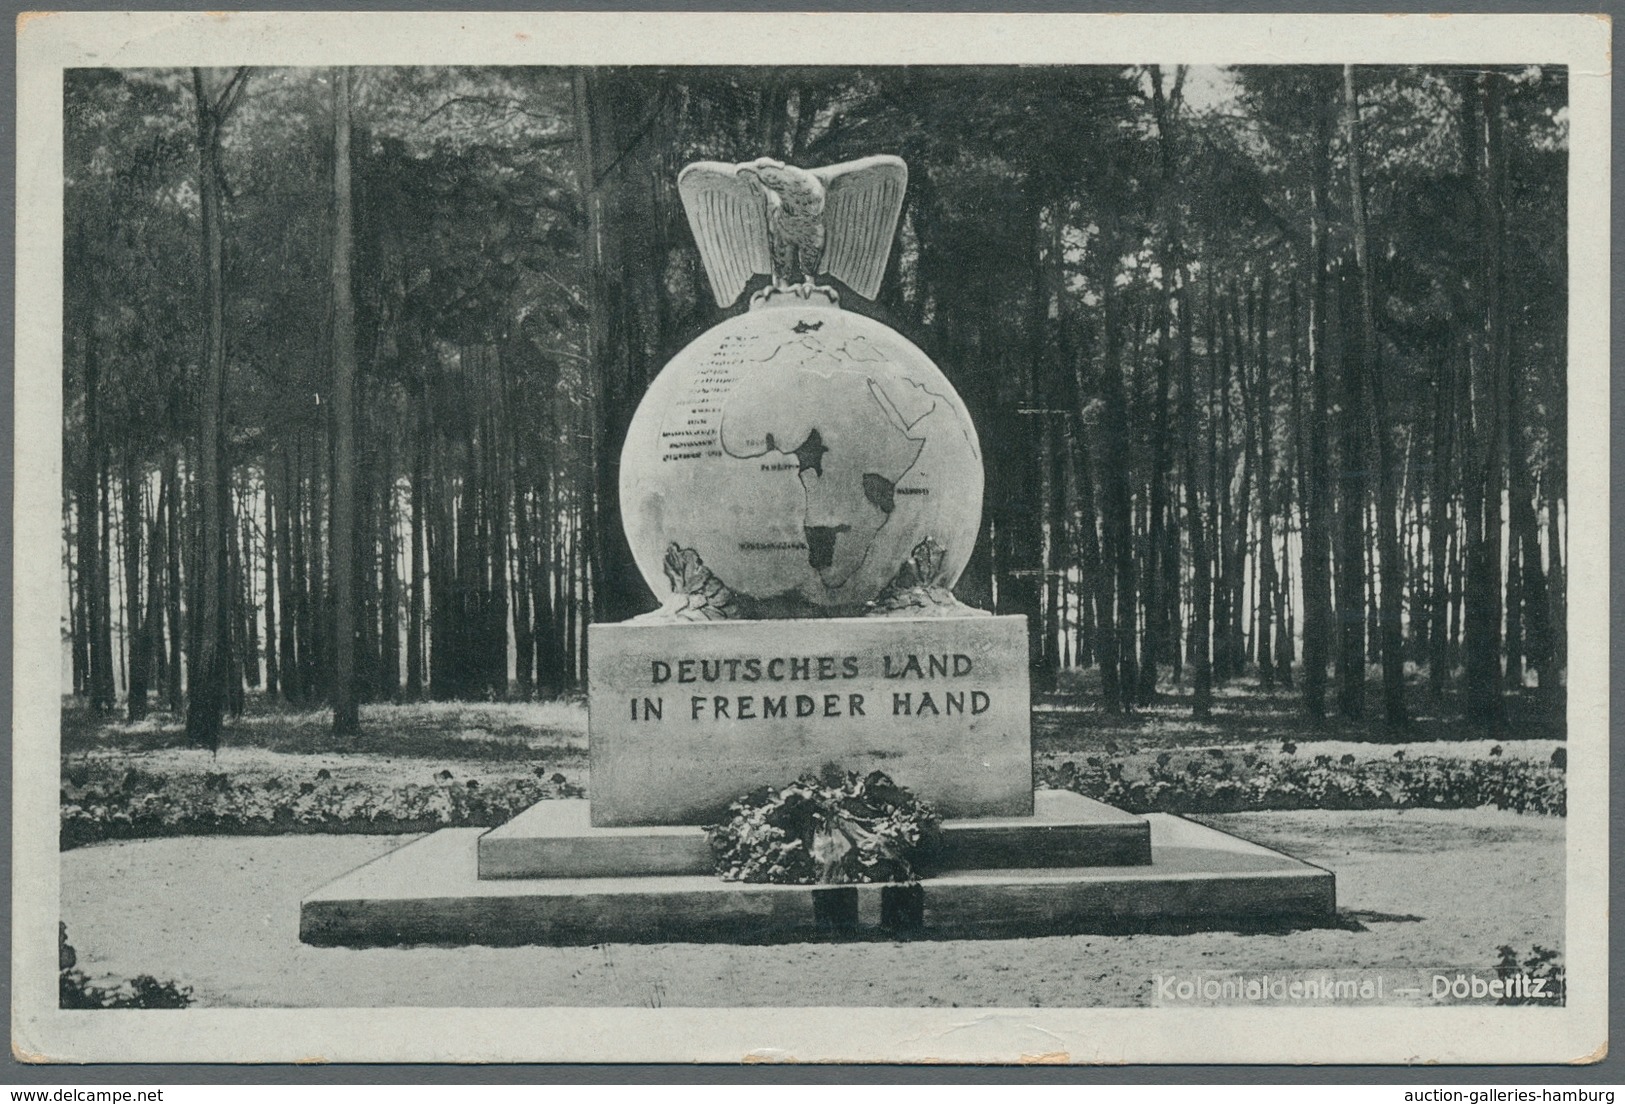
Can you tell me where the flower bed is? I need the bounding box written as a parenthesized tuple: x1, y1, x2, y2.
(60, 740, 1562, 852)
(60, 763, 585, 850)
(1037, 750, 1565, 816)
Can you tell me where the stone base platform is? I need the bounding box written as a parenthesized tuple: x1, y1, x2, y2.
(478, 790, 1150, 879)
(300, 809, 1335, 948)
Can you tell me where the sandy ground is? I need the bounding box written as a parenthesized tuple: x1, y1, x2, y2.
(58, 808, 1562, 1009)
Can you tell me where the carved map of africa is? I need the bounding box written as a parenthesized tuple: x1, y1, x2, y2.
(620, 301, 984, 612)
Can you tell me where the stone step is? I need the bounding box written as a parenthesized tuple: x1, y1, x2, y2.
(300, 813, 1335, 947)
(934, 789, 1151, 872)
(477, 789, 1151, 879)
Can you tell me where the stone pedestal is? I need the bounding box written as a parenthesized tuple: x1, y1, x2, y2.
(300, 808, 1334, 947)
(587, 615, 1032, 826)
(301, 615, 1337, 947)
(479, 789, 1150, 880)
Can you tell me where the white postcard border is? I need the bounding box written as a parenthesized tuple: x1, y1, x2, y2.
(12, 10, 1610, 1064)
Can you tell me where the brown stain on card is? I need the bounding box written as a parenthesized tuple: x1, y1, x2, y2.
(16, 11, 57, 34)
(12, 1040, 52, 1064)
(1570, 1040, 1608, 1065)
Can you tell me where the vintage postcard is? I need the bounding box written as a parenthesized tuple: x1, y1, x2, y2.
(12, 11, 1609, 1064)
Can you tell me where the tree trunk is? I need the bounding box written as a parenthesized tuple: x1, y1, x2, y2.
(183, 67, 249, 751)
(1213, 287, 1234, 682)
(407, 418, 427, 699)
(574, 69, 673, 626)
(303, 432, 323, 703)
(1255, 270, 1278, 690)
(77, 301, 115, 713)
(1179, 267, 1213, 717)
(225, 496, 246, 716)
(487, 362, 512, 696)
(69, 509, 87, 696)
(534, 465, 561, 697)
(1428, 351, 1454, 696)
(379, 437, 400, 700)
(123, 458, 150, 721)
(1507, 369, 1549, 696)
(1234, 277, 1267, 685)
(330, 65, 360, 735)
(565, 500, 581, 685)
(512, 468, 535, 696)
(288, 443, 308, 701)
(276, 449, 301, 702)
(1097, 209, 1138, 711)
(1225, 290, 1251, 680)
(1462, 70, 1507, 732)
(427, 424, 449, 700)
(1206, 281, 1226, 688)
(240, 512, 260, 690)
(148, 475, 169, 708)
(1449, 377, 1467, 674)
(1066, 335, 1115, 709)
(1546, 473, 1564, 688)
(89, 385, 110, 710)
(263, 466, 279, 698)
(1543, 283, 1567, 690)
(1334, 268, 1367, 720)
(1138, 275, 1173, 704)
(1344, 65, 1406, 728)
(1033, 210, 1064, 692)
(163, 452, 183, 711)
(355, 425, 378, 701)
(1300, 80, 1336, 719)
(112, 476, 127, 699)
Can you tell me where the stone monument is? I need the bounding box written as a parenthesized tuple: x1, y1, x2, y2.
(300, 154, 1335, 947)
(592, 153, 1029, 827)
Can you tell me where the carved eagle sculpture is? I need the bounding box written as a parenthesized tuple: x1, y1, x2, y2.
(677, 155, 908, 307)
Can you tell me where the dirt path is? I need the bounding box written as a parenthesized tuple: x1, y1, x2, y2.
(59, 809, 1561, 1009)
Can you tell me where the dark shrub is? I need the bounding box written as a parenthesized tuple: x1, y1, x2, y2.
(1037, 753, 1564, 816)
(59, 924, 192, 1009)
(61, 766, 585, 849)
(1495, 944, 1565, 1006)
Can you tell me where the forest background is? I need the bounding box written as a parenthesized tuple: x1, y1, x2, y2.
(61, 63, 1568, 755)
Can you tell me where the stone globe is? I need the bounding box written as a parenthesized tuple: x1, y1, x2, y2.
(620, 291, 984, 616)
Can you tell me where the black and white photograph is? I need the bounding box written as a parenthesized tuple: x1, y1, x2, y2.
(12, 11, 1610, 1065)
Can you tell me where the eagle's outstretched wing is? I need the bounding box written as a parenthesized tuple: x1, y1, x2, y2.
(678, 161, 772, 308)
(814, 155, 908, 300)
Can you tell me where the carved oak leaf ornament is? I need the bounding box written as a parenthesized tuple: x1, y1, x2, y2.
(657, 542, 744, 622)
(868, 537, 988, 618)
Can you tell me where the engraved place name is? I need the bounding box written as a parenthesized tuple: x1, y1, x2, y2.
(627, 652, 993, 722)
(659, 353, 746, 463)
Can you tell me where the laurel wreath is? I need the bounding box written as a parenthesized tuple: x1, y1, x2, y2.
(705, 768, 941, 885)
